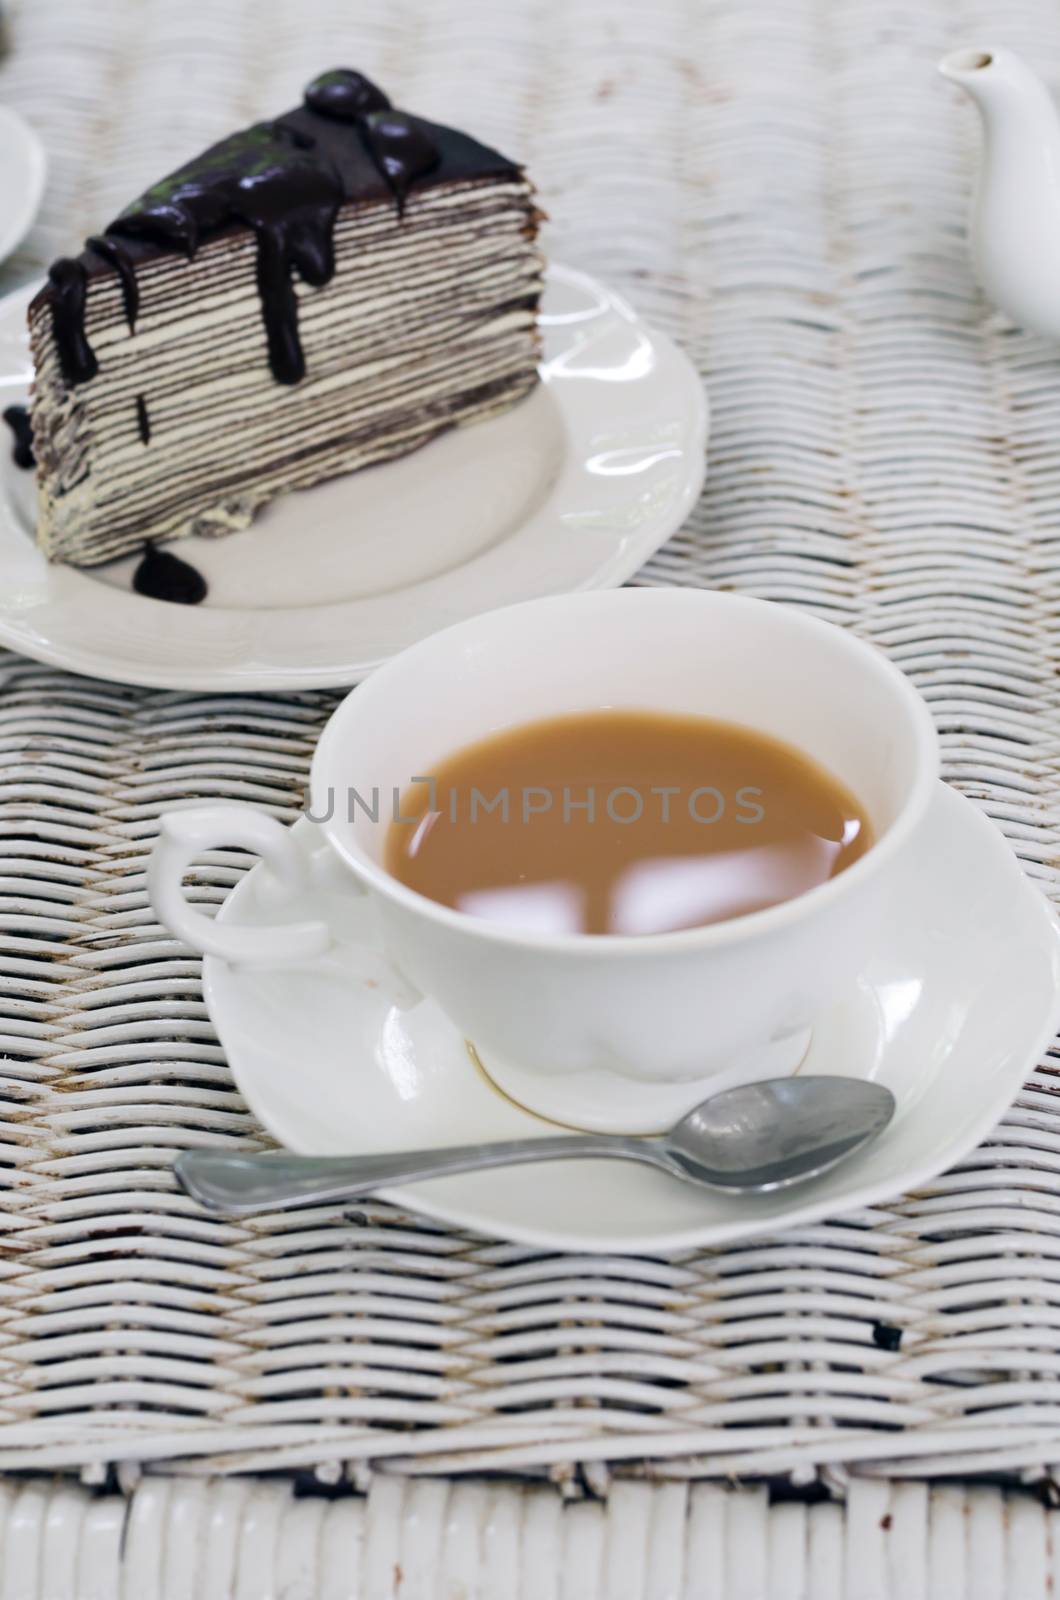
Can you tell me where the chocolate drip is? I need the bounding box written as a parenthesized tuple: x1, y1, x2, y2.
(108, 122, 342, 384)
(133, 542, 207, 605)
(303, 68, 390, 120)
(135, 394, 151, 444)
(47, 260, 98, 385)
(359, 110, 440, 210)
(3, 405, 35, 470)
(35, 67, 504, 390)
(86, 234, 140, 329)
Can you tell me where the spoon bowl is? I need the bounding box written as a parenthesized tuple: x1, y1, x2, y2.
(175, 1074, 896, 1215)
(664, 1076, 895, 1193)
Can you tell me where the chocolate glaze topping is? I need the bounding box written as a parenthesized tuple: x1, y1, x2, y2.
(272, 119, 316, 151)
(133, 542, 207, 605)
(136, 394, 151, 444)
(108, 120, 344, 384)
(86, 234, 140, 328)
(359, 110, 440, 210)
(3, 405, 35, 470)
(35, 67, 519, 391)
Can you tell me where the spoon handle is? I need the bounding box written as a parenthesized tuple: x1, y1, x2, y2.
(175, 1134, 661, 1213)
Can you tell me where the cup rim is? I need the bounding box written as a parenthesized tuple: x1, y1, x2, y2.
(311, 589, 940, 955)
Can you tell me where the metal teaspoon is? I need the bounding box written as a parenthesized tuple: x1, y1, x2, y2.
(174, 1076, 895, 1214)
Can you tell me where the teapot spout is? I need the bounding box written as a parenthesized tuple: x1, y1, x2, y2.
(941, 47, 1060, 339)
(940, 48, 996, 83)
(940, 45, 1057, 117)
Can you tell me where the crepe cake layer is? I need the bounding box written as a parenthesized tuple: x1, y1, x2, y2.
(28, 69, 544, 569)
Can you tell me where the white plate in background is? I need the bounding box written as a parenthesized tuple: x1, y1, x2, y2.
(0, 106, 46, 263)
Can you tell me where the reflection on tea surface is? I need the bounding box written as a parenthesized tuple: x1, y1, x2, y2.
(385, 710, 872, 936)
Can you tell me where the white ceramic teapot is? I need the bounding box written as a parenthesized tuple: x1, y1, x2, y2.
(941, 47, 1060, 339)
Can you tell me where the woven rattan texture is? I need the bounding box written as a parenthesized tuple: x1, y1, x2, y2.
(2, 1476, 1059, 1600)
(2, 0, 1060, 1481)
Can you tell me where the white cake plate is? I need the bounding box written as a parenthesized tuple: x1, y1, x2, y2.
(0, 264, 707, 691)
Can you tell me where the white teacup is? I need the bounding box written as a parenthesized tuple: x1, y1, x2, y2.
(149, 590, 938, 1132)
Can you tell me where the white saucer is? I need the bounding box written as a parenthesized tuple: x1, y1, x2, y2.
(0, 264, 707, 690)
(202, 782, 1060, 1254)
(0, 108, 46, 264)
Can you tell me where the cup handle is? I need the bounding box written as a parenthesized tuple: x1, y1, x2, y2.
(148, 804, 332, 967)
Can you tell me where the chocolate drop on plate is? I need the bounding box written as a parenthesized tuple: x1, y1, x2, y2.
(359, 110, 440, 208)
(135, 394, 151, 444)
(3, 405, 35, 470)
(133, 542, 207, 605)
(303, 68, 390, 120)
(47, 259, 99, 385)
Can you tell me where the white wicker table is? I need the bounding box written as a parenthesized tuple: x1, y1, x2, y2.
(3, 0, 1060, 1592)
